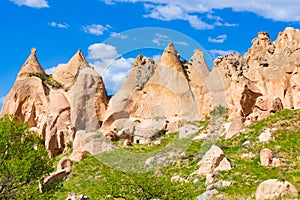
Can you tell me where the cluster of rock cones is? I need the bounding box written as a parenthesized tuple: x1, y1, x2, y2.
(2, 27, 300, 158)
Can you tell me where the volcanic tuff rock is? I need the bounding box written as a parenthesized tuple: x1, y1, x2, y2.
(212, 27, 300, 126)
(2, 27, 300, 157)
(102, 28, 300, 139)
(1, 49, 108, 157)
(102, 42, 211, 136)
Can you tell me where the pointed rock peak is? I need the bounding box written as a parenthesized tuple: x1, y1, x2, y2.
(31, 47, 37, 56)
(158, 42, 182, 68)
(164, 42, 178, 55)
(17, 48, 46, 79)
(189, 49, 209, 77)
(68, 49, 90, 68)
(52, 50, 91, 87)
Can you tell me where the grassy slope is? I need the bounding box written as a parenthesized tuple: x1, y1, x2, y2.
(42, 109, 300, 199)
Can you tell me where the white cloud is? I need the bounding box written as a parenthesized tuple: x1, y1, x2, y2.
(208, 34, 227, 43)
(10, 0, 49, 8)
(144, 3, 213, 30)
(87, 43, 120, 60)
(49, 22, 69, 29)
(0, 96, 5, 104)
(152, 38, 162, 46)
(87, 43, 135, 92)
(45, 66, 58, 74)
(174, 41, 189, 46)
(155, 33, 169, 39)
(152, 33, 189, 47)
(110, 32, 128, 39)
(82, 24, 110, 36)
(105, 0, 300, 24)
(208, 49, 235, 58)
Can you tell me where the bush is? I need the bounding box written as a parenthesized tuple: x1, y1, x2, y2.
(0, 115, 53, 199)
(28, 73, 63, 89)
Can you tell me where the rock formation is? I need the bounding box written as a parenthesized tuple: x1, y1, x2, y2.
(1, 49, 108, 157)
(2, 27, 300, 156)
(102, 42, 211, 142)
(101, 27, 300, 141)
(192, 145, 231, 175)
(210, 27, 300, 126)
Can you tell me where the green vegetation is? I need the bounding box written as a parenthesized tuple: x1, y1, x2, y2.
(2, 109, 299, 199)
(28, 73, 64, 89)
(0, 115, 53, 199)
(214, 109, 300, 198)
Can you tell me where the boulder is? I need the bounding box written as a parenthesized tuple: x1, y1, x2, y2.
(178, 124, 199, 139)
(260, 148, 282, 167)
(66, 193, 89, 200)
(258, 128, 273, 143)
(194, 145, 231, 175)
(70, 130, 114, 162)
(256, 179, 298, 200)
(40, 168, 71, 193)
(196, 189, 219, 200)
(57, 157, 72, 171)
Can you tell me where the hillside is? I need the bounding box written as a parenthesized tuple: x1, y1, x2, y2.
(39, 108, 299, 199)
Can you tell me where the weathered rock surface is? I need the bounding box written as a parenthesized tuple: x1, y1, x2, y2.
(102, 42, 211, 140)
(52, 50, 90, 87)
(260, 148, 282, 167)
(57, 157, 72, 171)
(69, 130, 114, 162)
(72, 67, 108, 131)
(66, 193, 89, 200)
(1, 49, 108, 157)
(196, 189, 219, 200)
(255, 179, 298, 200)
(40, 168, 71, 193)
(214, 27, 300, 127)
(193, 145, 231, 175)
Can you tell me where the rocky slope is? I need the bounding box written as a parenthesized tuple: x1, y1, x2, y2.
(0, 48, 108, 157)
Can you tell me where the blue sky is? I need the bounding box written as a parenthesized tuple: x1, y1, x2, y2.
(1, 0, 300, 108)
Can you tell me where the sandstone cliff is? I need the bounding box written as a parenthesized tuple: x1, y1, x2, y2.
(213, 27, 300, 126)
(1, 49, 108, 157)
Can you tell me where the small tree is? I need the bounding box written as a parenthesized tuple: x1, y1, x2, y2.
(0, 115, 53, 199)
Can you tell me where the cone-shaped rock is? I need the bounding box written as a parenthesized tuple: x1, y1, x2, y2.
(1, 48, 109, 157)
(17, 48, 46, 78)
(53, 50, 90, 87)
(156, 42, 184, 75)
(102, 43, 200, 139)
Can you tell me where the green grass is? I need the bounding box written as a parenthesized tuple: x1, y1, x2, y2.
(214, 109, 300, 198)
(40, 109, 300, 199)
